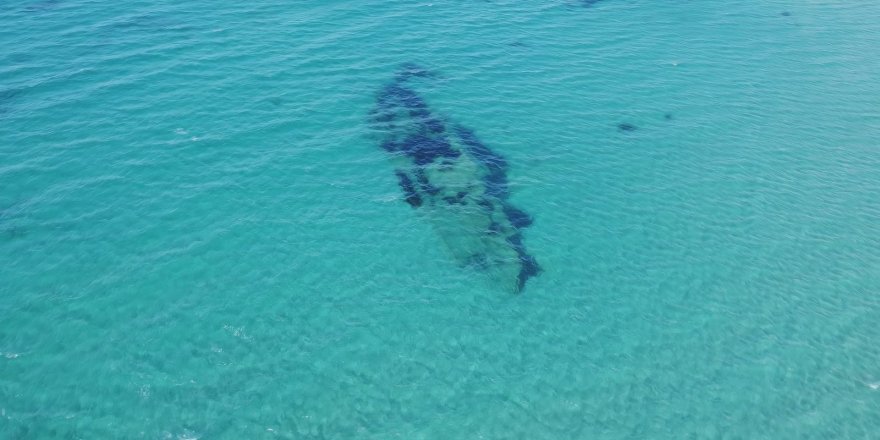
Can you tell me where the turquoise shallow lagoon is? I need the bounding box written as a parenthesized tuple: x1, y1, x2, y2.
(2, 0, 880, 438)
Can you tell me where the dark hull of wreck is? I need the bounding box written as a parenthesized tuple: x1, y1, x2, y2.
(369, 64, 540, 293)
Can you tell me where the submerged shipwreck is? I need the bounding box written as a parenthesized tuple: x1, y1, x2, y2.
(369, 64, 541, 293)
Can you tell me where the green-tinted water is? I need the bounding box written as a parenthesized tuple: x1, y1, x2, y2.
(2, 1, 880, 438)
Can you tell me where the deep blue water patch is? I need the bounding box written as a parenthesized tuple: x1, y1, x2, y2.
(23, 0, 62, 12)
(0, 88, 22, 114)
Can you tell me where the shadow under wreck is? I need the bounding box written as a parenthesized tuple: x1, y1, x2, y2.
(369, 64, 541, 293)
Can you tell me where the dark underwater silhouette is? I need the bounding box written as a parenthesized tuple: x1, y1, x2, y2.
(369, 64, 541, 293)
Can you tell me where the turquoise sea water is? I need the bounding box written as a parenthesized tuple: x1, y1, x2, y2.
(2, 0, 880, 438)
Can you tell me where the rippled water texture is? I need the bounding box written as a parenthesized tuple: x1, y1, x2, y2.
(2, 1, 880, 438)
